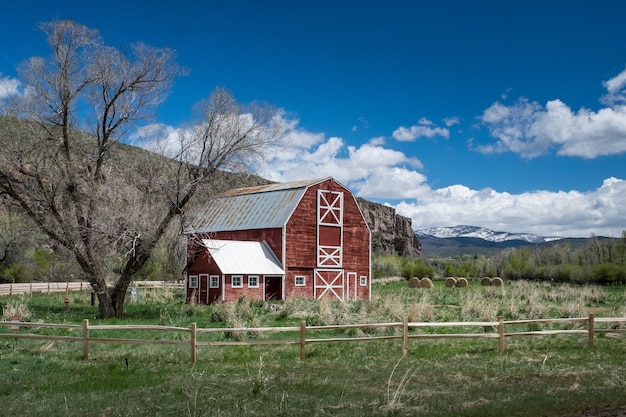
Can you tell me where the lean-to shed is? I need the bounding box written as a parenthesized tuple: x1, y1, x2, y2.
(184, 177, 371, 303)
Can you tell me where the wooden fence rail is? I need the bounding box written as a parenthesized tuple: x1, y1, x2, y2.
(1, 314, 625, 363)
(0, 281, 183, 296)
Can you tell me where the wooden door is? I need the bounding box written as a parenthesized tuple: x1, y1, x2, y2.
(265, 276, 283, 301)
(314, 269, 344, 301)
(199, 274, 209, 304)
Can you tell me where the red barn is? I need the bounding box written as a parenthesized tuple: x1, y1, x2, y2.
(184, 177, 371, 303)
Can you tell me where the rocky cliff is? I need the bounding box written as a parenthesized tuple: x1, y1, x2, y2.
(356, 197, 421, 257)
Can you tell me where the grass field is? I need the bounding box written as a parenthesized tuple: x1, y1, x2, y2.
(1, 279, 625, 417)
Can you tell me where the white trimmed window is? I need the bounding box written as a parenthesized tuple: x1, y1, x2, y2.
(248, 275, 259, 288)
(189, 275, 198, 288)
(210, 275, 220, 288)
(232, 275, 243, 288)
(359, 276, 367, 286)
(295, 275, 306, 286)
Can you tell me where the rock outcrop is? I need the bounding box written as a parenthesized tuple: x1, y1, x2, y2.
(356, 197, 421, 257)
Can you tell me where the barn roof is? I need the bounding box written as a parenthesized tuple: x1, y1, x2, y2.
(202, 239, 284, 275)
(186, 177, 331, 233)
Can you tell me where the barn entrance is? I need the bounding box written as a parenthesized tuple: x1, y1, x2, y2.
(314, 269, 344, 301)
(265, 276, 283, 301)
(197, 275, 222, 304)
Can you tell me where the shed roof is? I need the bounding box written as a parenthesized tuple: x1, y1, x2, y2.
(186, 177, 330, 233)
(202, 239, 284, 275)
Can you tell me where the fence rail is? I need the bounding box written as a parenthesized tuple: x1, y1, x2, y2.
(0, 281, 183, 296)
(1, 314, 625, 363)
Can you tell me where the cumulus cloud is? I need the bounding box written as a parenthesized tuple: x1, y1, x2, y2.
(0, 74, 25, 105)
(478, 69, 626, 159)
(602, 67, 626, 104)
(256, 117, 625, 237)
(126, 103, 625, 238)
(392, 118, 450, 141)
(395, 177, 626, 238)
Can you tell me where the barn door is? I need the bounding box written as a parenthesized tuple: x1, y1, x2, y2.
(265, 276, 283, 301)
(314, 269, 344, 301)
(347, 272, 357, 300)
(199, 274, 209, 304)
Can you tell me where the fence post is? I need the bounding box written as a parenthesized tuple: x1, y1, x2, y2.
(498, 316, 505, 353)
(588, 313, 595, 349)
(300, 320, 306, 360)
(402, 317, 409, 356)
(82, 319, 89, 360)
(9, 284, 12, 297)
(190, 322, 197, 364)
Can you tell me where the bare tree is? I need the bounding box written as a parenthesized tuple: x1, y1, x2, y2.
(0, 21, 285, 317)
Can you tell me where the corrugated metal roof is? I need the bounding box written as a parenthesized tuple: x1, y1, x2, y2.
(186, 178, 329, 233)
(202, 239, 284, 275)
(218, 178, 328, 197)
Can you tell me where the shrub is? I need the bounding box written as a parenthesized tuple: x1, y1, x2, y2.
(591, 263, 626, 285)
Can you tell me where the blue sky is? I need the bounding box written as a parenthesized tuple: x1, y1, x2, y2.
(2, 0, 626, 238)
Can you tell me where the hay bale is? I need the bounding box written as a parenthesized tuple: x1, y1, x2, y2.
(480, 277, 492, 286)
(492, 277, 504, 286)
(407, 277, 421, 288)
(444, 277, 457, 287)
(418, 277, 434, 288)
(455, 277, 469, 288)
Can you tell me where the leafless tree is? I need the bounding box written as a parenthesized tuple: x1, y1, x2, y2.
(0, 21, 286, 317)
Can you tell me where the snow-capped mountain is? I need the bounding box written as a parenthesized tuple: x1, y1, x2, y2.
(415, 225, 562, 244)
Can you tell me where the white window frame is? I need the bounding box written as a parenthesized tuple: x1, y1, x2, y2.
(231, 275, 243, 288)
(360, 276, 367, 286)
(295, 275, 306, 286)
(210, 275, 220, 288)
(189, 275, 198, 288)
(248, 275, 259, 288)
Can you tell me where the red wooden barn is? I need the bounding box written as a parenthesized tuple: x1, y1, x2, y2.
(184, 177, 371, 304)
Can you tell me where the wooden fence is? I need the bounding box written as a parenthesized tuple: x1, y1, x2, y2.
(1, 314, 625, 363)
(0, 281, 183, 296)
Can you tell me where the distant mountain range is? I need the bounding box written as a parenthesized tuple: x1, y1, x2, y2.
(415, 225, 563, 244)
(414, 225, 567, 258)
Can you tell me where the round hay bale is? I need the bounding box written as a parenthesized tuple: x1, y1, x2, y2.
(444, 277, 457, 287)
(455, 277, 469, 288)
(492, 277, 504, 286)
(418, 277, 434, 288)
(407, 277, 421, 288)
(480, 277, 492, 286)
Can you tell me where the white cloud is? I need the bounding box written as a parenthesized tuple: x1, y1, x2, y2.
(602, 67, 626, 104)
(392, 119, 450, 141)
(0, 74, 24, 103)
(129, 110, 625, 238)
(395, 177, 626, 237)
(479, 69, 626, 159)
(257, 118, 625, 237)
(443, 116, 461, 127)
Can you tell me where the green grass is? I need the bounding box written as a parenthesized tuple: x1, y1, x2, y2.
(1, 280, 626, 416)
